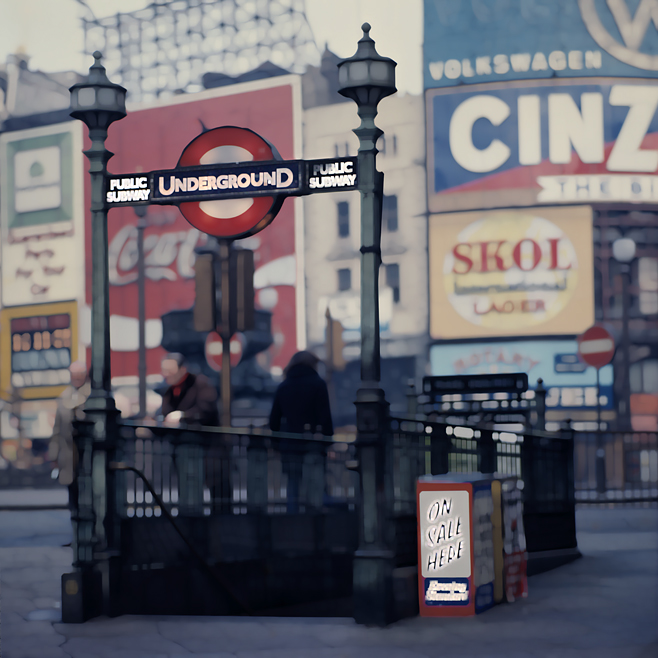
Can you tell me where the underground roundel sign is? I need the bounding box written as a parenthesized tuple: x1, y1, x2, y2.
(176, 126, 285, 239)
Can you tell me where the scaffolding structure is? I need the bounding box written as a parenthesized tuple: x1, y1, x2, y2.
(83, 0, 320, 103)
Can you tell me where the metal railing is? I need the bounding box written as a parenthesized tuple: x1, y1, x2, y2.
(116, 422, 359, 518)
(575, 431, 658, 502)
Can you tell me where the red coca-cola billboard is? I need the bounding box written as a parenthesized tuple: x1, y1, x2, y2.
(83, 78, 302, 379)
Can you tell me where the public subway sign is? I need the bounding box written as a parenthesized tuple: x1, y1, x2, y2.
(105, 159, 357, 204)
(428, 206, 595, 340)
(427, 81, 658, 213)
(424, 0, 658, 90)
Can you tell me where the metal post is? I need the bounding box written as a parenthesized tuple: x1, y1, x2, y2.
(81, 123, 122, 617)
(619, 264, 632, 430)
(68, 52, 127, 620)
(337, 23, 397, 627)
(595, 366, 606, 494)
(135, 206, 148, 418)
(219, 240, 232, 428)
(352, 83, 394, 630)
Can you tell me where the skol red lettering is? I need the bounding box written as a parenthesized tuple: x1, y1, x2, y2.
(548, 238, 572, 270)
(512, 239, 542, 271)
(452, 243, 473, 274)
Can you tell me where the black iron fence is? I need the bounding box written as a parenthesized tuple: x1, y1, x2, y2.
(66, 414, 578, 618)
(574, 431, 658, 503)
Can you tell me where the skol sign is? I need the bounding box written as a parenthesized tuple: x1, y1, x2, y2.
(429, 206, 594, 340)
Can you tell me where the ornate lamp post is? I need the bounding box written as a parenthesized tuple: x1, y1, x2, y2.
(68, 52, 127, 618)
(612, 237, 636, 430)
(338, 24, 397, 626)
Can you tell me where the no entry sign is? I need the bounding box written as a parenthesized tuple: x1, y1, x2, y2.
(205, 331, 243, 371)
(104, 125, 358, 239)
(577, 325, 615, 369)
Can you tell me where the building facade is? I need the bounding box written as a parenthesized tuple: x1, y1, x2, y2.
(423, 0, 658, 431)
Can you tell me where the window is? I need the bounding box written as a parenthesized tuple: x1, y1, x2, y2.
(383, 195, 398, 232)
(378, 135, 386, 155)
(338, 268, 351, 291)
(337, 201, 349, 238)
(630, 359, 658, 394)
(386, 263, 400, 303)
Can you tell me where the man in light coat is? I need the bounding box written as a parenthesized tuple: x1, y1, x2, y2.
(49, 361, 90, 511)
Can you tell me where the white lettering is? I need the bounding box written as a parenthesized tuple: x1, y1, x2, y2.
(608, 85, 658, 172)
(548, 50, 567, 71)
(429, 61, 444, 81)
(493, 54, 509, 75)
(548, 93, 604, 164)
(159, 176, 175, 196)
(585, 50, 602, 69)
(449, 95, 511, 173)
(461, 58, 475, 77)
(518, 95, 541, 166)
(531, 52, 549, 71)
(568, 50, 583, 70)
(445, 59, 461, 79)
(277, 167, 294, 188)
(187, 177, 199, 192)
(475, 56, 492, 75)
(217, 175, 228, 189)
(510, 53, 531, 72)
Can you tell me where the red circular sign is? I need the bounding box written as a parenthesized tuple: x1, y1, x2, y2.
(205, 331, 243, 371)
(577, 325, 616, 369)
(177, 126, 284, 239)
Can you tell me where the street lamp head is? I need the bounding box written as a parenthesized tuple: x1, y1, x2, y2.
(69, 51, 127, 130)
(337, 23, 397, 107)
(612, 237, 637, 263)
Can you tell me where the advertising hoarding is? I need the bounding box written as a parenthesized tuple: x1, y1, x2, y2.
(0, 122, 85, 307)
(424, 0, 658, 90)
(429, 206, 594, 339)
(427, 79, 658, 213)
(429, 339, 614, 410)
(86, 77, 302, 378)
(0, 301, 79, 400)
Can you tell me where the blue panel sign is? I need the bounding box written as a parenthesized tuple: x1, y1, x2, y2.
(424, 578, 471, 606)
(427, 80, 658, 212)
(429, 339, 613, 410)
(424, 0, 658, 90)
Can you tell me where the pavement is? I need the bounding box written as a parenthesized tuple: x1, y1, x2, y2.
(0, 503, 657, 658)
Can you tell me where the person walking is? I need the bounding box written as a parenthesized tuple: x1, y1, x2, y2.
(49, 361, 91, 515)
(269, 351, 333, 513)
(269, 351, 334, 436)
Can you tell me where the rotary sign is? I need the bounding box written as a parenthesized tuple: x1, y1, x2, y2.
(104, 126, 358, 240)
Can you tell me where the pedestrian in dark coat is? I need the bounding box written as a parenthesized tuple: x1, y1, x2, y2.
(269, 351, 334, 436)
(160, 353, 219, 427)
(269, 351, 333, 513)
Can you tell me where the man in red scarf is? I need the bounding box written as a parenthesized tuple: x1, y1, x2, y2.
(160, 353, 219, 427)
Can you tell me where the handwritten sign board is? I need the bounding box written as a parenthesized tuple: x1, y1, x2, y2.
(417, 475, 497, 617)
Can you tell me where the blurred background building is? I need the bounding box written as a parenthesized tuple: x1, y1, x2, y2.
(1, 0, 657, 475)
(422, 0, 658, 432)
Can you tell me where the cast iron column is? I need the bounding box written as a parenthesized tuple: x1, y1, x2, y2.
(337, 24, 397, 627)
(69, 52, 127, 620)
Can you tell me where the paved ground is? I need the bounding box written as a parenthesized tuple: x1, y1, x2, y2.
(0, 505, 656, 658)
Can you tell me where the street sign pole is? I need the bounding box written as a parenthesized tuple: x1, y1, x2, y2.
(596, 366, 601, 432)
(219, 240, 233, 428)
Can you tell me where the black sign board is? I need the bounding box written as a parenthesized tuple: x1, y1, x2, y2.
(105, 156, 358, 208)
(423, 373, 529, 396)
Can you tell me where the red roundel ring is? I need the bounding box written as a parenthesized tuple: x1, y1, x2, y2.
(176, 126, 283, 239)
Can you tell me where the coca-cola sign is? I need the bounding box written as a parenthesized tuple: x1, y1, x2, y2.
(429, 206, 594, 340)
(108, 224, 205, 286)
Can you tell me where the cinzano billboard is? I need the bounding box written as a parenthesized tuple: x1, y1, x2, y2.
(427, 79, 658, 212)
